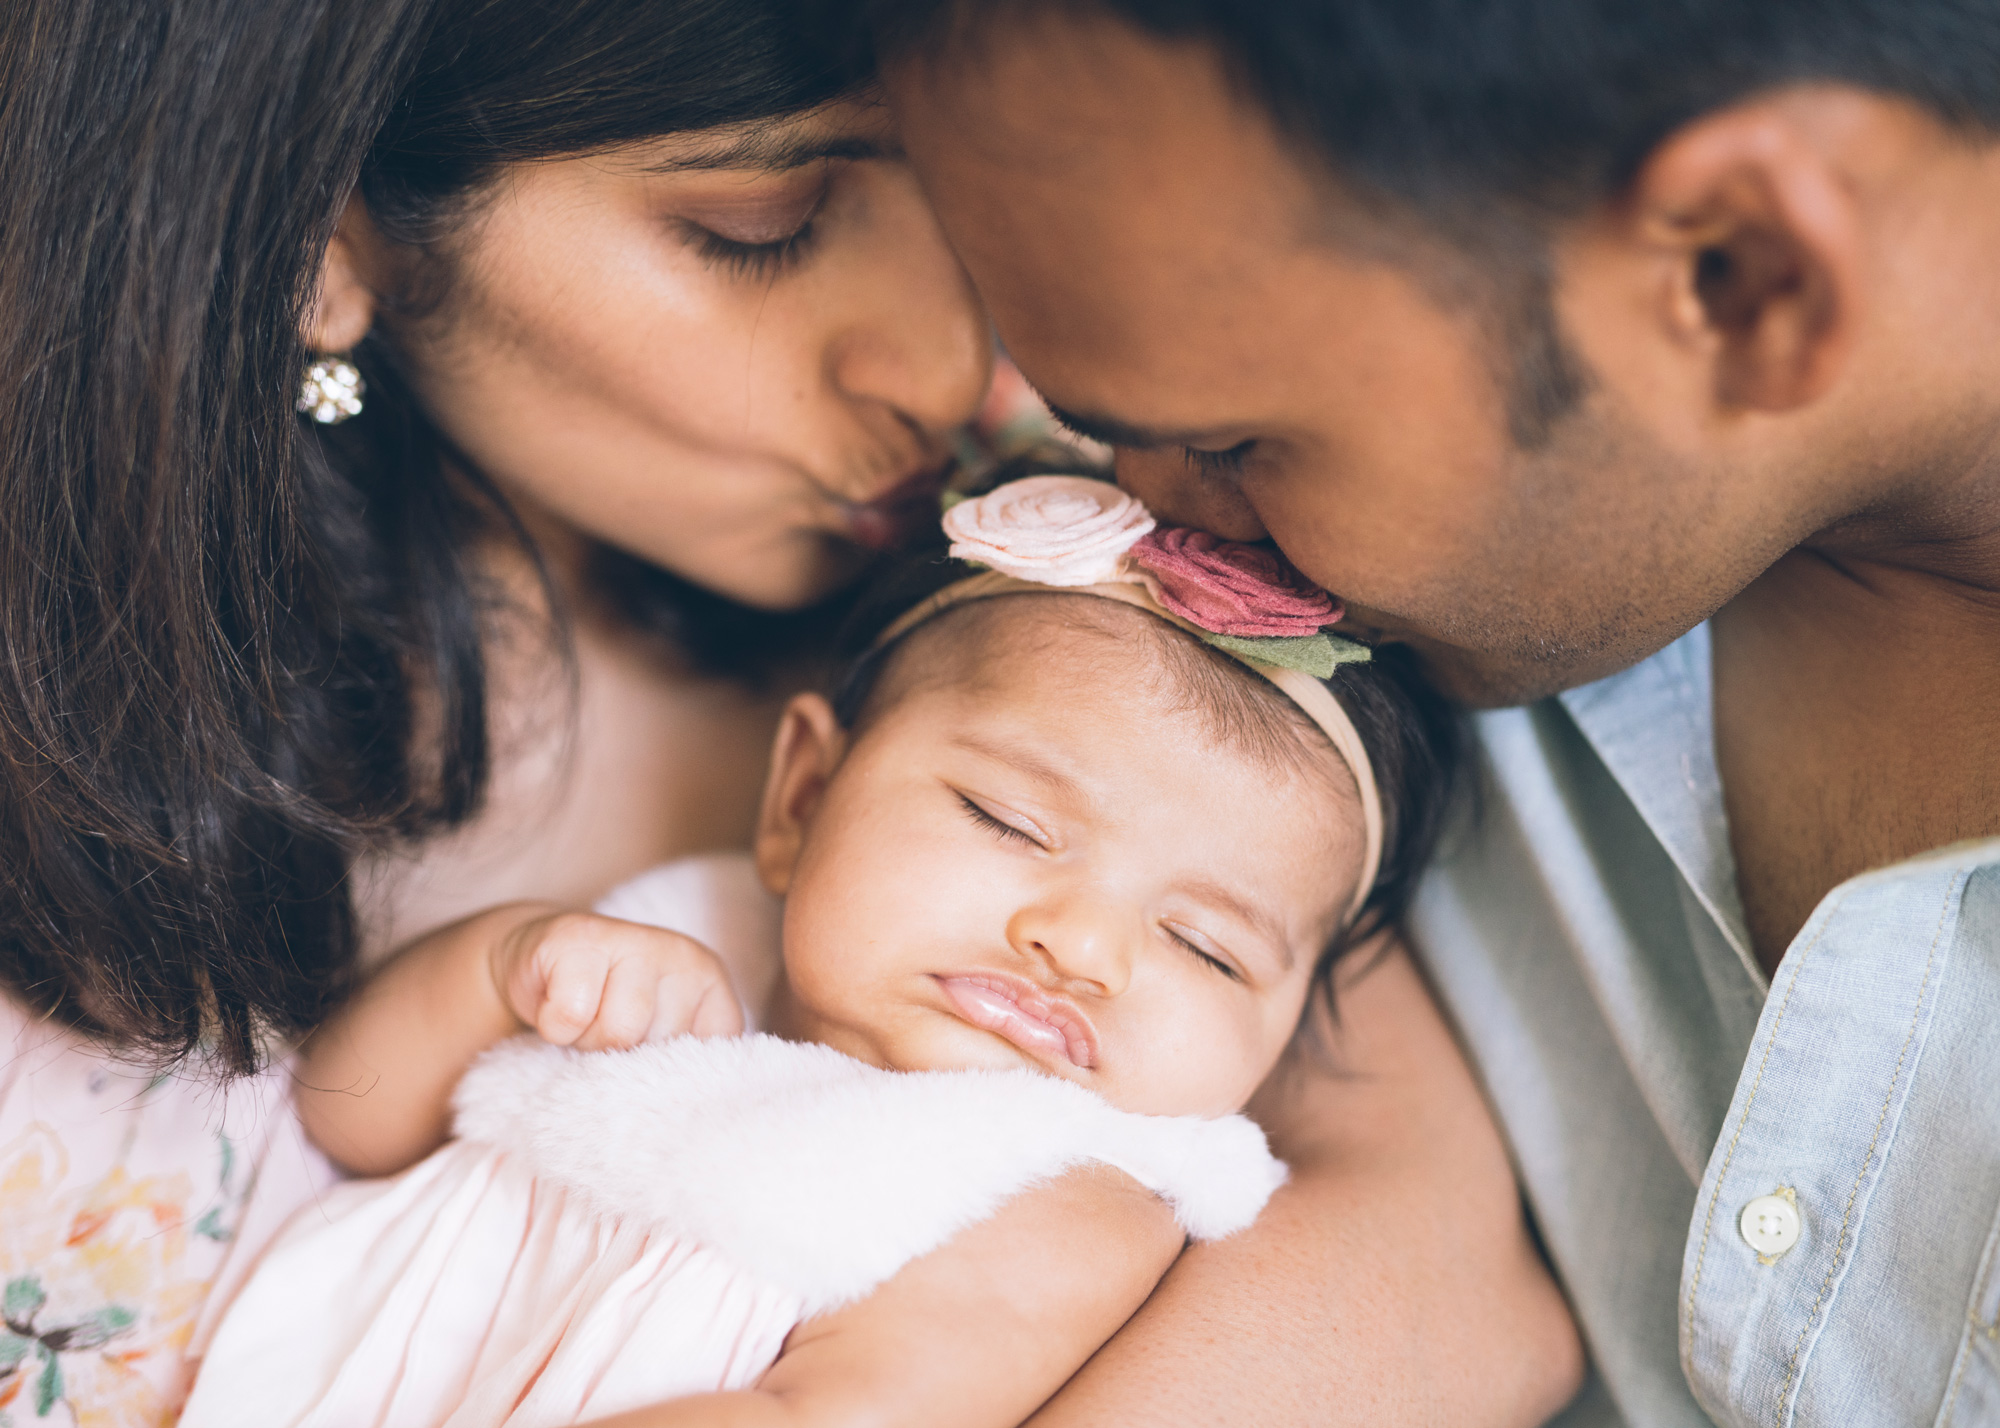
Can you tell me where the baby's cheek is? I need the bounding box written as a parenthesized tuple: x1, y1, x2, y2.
(1113, 995, 1274, 1118)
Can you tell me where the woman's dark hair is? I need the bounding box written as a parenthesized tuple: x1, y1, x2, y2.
(0, 0, 857, 1073)
(826, 468, 1459, 1013)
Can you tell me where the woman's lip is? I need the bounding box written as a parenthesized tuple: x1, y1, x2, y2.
(842, 463, 953, 551)
(934, 972, 1100, 1071)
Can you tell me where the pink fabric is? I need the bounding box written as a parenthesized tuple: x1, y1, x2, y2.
(177, 1141, 802, 1428)
(1125, 529, 1339, 636)
(0, 997, 334, 1428)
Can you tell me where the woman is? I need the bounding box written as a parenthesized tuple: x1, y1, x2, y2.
(0, 0, 988, 1418)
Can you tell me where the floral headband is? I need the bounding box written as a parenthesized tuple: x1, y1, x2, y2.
(874, 475, 1384, 924)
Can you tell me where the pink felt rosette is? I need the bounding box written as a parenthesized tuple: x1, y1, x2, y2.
(943, 475, 1156, 586)
(1125, 528, 1340, 636)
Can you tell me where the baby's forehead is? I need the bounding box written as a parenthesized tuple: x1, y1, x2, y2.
(892, 593, 1344, 778)
(868, 594, 1358, 886)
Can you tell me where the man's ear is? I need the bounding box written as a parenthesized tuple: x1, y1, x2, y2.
(1627, 97, 1866, 413)
(754, 693, 849, 898)
(302, 198, 386, 353)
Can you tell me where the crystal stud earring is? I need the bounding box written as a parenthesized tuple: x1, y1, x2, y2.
(297, 355, 365, 424)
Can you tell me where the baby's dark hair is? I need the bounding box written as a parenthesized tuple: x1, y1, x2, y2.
(827, 470, 1460, 1016)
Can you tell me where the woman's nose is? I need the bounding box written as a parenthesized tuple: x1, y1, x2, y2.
(1115, 447, 1269, 542)
(827, 174, 992, 455)
(1005, 895, 1135, 998)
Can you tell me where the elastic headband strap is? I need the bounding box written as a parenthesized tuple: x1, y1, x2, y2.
(873, 570, 1385, 925)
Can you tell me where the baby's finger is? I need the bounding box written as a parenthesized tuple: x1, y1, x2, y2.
(534, 943, 611, 1046)
(686, 978, 745, 1040)
(573, 951, 663, 1052)
(642, 966, 743, 1042)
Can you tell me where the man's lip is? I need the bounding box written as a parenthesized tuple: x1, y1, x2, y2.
(933, 972, 1100, 1071)
(842, 462, 952, 551)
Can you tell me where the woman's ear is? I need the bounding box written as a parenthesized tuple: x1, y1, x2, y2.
(302, 197, 386, 353)
(753, 693, 849, 898)
(1628, 96, 1866, 413)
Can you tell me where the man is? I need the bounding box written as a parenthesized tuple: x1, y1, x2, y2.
(836, 2, 2000, 1424)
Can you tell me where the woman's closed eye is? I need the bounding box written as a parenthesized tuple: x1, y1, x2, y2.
(673, 172, 832, 280)
(956, 793, 1047, 849)
(682, 219, 820, 280)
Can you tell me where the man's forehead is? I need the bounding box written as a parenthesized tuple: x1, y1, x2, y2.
(888, 15, 1336, 401)
(887, 12, 1323, 250)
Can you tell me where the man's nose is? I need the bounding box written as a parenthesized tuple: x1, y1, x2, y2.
(1006, 894, 1135, 998)
(1115, 447, 1268, 542)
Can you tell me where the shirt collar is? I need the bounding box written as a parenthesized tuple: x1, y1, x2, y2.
(1558, 624, 1764, 990)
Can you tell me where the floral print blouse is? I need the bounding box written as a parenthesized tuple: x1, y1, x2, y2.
(1, 998, 330, 1427)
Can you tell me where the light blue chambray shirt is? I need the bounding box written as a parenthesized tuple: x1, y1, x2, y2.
(1409, 623, 2000, 1428)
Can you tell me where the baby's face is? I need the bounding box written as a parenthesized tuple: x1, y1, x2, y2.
(756, 598, 1362, 1117)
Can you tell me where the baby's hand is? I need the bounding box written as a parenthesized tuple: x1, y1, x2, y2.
(491, 912, 745, 1051)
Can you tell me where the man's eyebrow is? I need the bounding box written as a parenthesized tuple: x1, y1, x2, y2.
(644, 131, 895, 174)
(1042, 401, 1191, 452)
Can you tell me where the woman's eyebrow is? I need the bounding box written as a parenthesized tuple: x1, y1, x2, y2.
(647, 132, 895, 174)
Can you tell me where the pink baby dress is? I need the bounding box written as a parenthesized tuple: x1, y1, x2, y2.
(177, 857, 1287, 1428)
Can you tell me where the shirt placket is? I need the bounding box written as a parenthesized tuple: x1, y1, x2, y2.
(1679, 858, 1969, 1428)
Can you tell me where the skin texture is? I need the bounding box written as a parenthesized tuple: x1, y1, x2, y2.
(316, 99, 991, 612)
(299, 896, 749, 1176)
(755, 597, 1353, 1116)
(297, 593, 1545, 1428)
(308, 99, 994, 958)
(872, 11, 2000, 1422)
(884, 16, 2000, 966)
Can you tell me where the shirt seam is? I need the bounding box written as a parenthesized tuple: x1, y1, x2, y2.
(1681, 893, 1840, 1398)
(1940, 1207, 2000, 1427)
(1940, 1310, 1980, 1426)
(1772, 869, 1959, 1428)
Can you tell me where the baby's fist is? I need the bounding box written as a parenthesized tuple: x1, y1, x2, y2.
(493, 911, 744, 1051)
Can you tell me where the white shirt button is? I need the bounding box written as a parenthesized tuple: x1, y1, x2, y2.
(1740, 1189, 1802, 1259)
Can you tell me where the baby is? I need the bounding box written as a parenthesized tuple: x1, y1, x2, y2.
(181, 475, 1452, 1428)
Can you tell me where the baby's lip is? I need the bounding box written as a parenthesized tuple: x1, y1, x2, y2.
(934, 972, 1100, 1071)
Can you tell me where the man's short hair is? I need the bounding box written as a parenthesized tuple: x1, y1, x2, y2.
(846, 0, 1999, 443)
(857, 0, 2000, 223)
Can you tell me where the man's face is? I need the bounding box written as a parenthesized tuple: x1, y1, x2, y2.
(886, 14, 1794, 705)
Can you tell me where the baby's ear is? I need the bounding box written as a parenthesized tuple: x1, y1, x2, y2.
(754, 693, 848, 897)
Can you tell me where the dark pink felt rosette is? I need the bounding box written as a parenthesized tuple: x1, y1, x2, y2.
(1124, 528, 1341, 637)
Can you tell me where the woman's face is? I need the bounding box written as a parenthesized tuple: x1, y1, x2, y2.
(369, 99, 992, 610)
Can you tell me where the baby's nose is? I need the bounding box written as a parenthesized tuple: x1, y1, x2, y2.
(1007, 897, 1136, 998)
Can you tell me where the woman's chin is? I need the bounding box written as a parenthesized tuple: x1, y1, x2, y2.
(629, 532, 877, 614)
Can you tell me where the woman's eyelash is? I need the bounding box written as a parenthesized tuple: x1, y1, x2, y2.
(1181, 440, 1255, 477)
(1167, 928, 1242, 981)
(685, 220, 819, 279)
(957, 794, 1039, 847)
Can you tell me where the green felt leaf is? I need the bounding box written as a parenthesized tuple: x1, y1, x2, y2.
(0, 1334, 28, 1371)
(1200, 631, 1372, 679)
